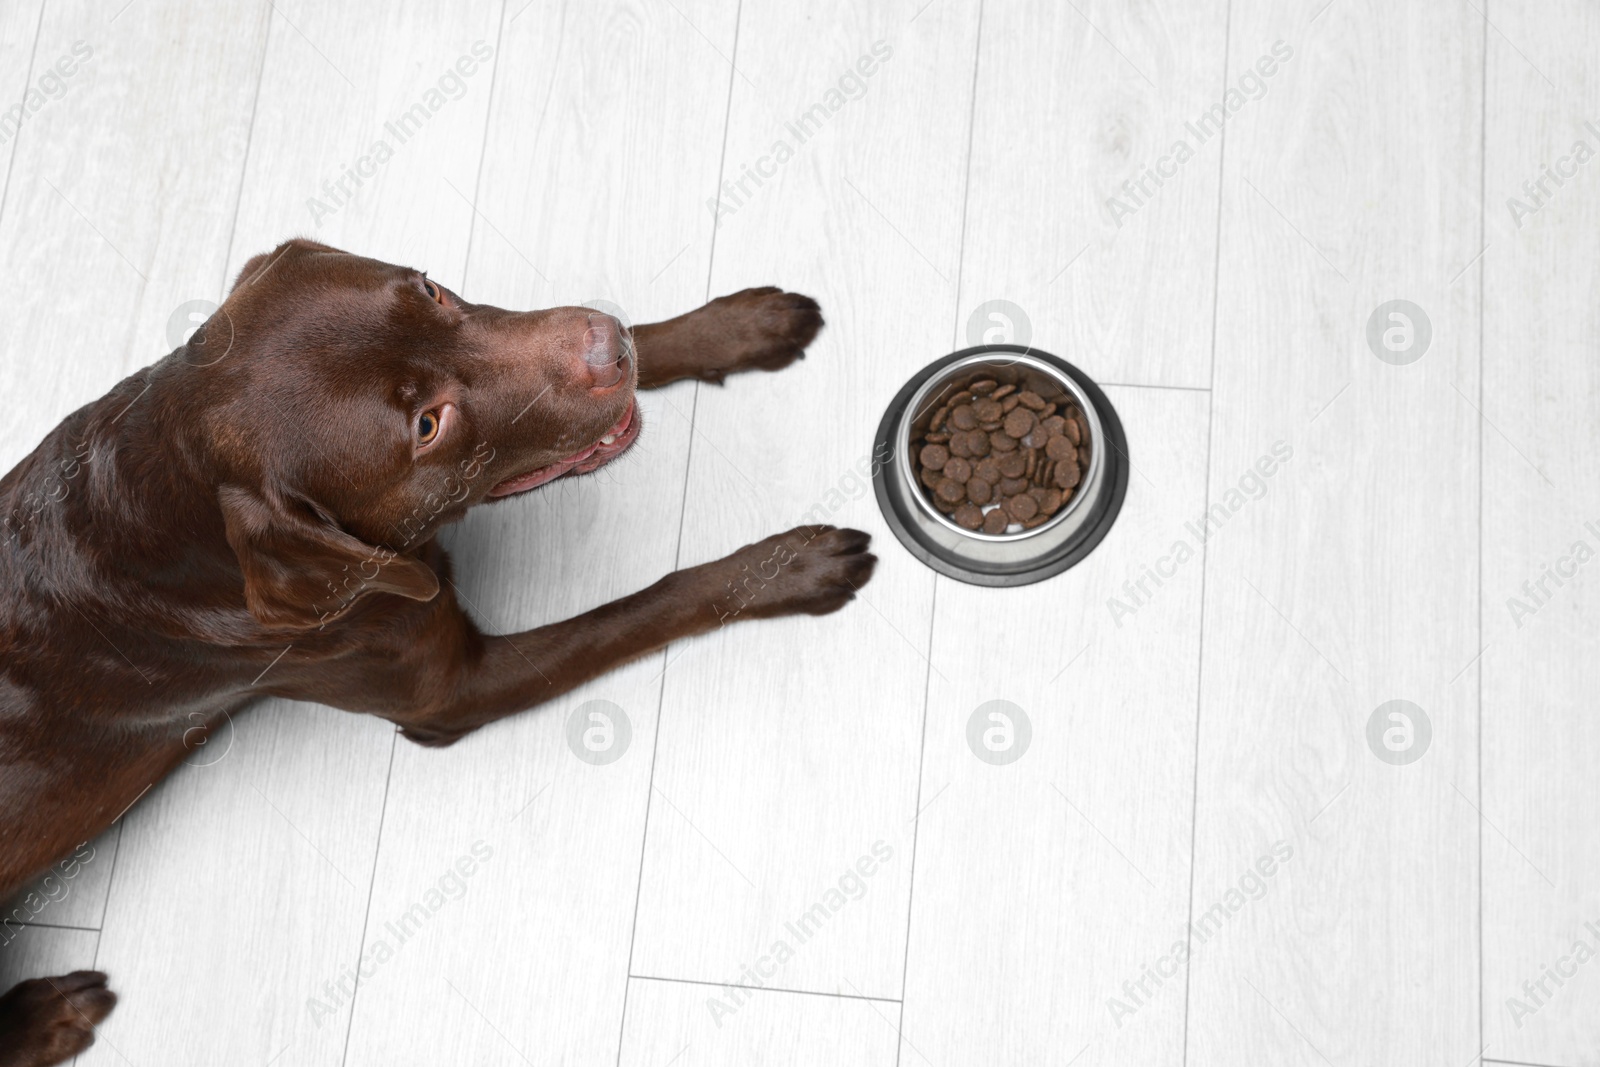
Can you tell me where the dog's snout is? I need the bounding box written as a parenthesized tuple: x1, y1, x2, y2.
(582, 313, 629, 390)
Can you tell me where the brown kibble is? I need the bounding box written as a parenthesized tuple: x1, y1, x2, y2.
(968, 378, 998, 395)
(1042, 415, 1066, 437)
(925, 431, 949, 443)
(920, 466, 942, 489)
(1000, 476, 1029, 495)
(965, 431, 991, 457)
(1017, 390, 1045, 411)
(1040, 402, 1058, 418)
(1054, 462, 1081, 489)
(982, 508, 1010, 535)
(1064, 417, 1081, 445)
(998, 451, 1026, 478)
(919, 443, 949, 470)
(1038, 460, 1055, 488)
(989, 431, 1018, 452)
(1046, 436, 1076, 463)
(1022, 429, 1049, 450)
(942, 456, 972, 484)
(1035, 488, 1063, 514)
(949, 433, 973, 458)
(966, 476, 993, 505)
(950, 390, 974, 407)
(1022, 512, 1051, 529)
(1073, 415, 1090, 444)
(1024, 449, 1037, 479)
(975, 457, 1001, 484)
(980, 421, 1002, 433)
(1001, 395, 1020, 413)
(951, 405, 977, 431)
(973, 398, 1003, 423)
(991, 384, 1016, 400)
(1003, 409, 1036, 439)
(930, 405, 950, 431)
(1005, 494, 1038, 521)
(937, 477, 967, 504)
(953, 502, 984, 530)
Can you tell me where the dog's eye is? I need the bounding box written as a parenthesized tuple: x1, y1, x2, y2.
(416, 410, 441, 445)
(422, 278, 446, 305)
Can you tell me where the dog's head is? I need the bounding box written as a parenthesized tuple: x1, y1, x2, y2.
(180, 239, 639, 629)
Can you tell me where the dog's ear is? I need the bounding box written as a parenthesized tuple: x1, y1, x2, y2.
(218, 484, 439, 630)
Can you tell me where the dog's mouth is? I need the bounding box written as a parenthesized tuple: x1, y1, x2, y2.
(487, 401, 641, 498)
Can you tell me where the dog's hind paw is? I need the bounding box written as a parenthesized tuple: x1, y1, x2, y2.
(0, 971, 116, 1067)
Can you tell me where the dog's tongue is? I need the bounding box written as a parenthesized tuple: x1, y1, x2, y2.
(487, 456, 582, 497)
(488, 403, 634, 498)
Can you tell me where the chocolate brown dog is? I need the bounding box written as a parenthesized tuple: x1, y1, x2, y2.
(0, 238, 876, 1065)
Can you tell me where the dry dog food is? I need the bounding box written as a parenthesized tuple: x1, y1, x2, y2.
(913, 376, 1090, 533)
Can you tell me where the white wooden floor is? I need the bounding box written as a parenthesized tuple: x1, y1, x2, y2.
(2, 1, 1597, 1064)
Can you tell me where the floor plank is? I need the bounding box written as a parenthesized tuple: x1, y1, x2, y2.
(619, 977, 899, 1067)
(341, 2, 738, 1063)
(1481, 1, 1600, 1061)
(0, 0, 45, 229)
(629, 0, 981, 1001)
(0, 924, 99, 999)
(1186, 2, 1484, 1063)
(2, 827, 119, 932)
(899, 386, 1209, 1065)
(958, 0, 1229, 390)
(88, 704, 393, 1065)
(0, 0, 265, 470)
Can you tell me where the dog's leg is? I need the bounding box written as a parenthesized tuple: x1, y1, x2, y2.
(0, 971, 116, 1067)
(393, 524, 873, 745)
(631, 287, 823, 388)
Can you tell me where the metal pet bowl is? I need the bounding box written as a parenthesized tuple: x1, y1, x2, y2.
(872, 345, 1128, 587)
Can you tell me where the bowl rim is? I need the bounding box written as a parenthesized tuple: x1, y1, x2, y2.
(897, 351, 1105, 541)
(871, 343, 1130, 587)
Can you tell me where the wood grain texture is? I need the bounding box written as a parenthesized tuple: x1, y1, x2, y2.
(2, 827, 118, 932)
(81, 3, 495, 1064)
(1186, 2, 1483, 1063)
(629, 0, 981, 1001)
(958, 0, 1228, 390)
(899, 386, 1209, 1065)
(619, 976, 899, 1066)
(0, 0, 266, 468)
(0, 924, 98, 998)
(0, 0, 45, 229)
(341, 1, 740, 1063)
(88, 703, 393, 1065)
(1481, 1, 1600, 1061)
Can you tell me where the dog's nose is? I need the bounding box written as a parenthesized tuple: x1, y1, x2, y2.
(582, 313, 628, 390)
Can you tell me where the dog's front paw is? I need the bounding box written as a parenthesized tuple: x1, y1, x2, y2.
(693, 287, 823, 383)
(710, 524, 877, 624)
(0, 971, 116, 1067)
